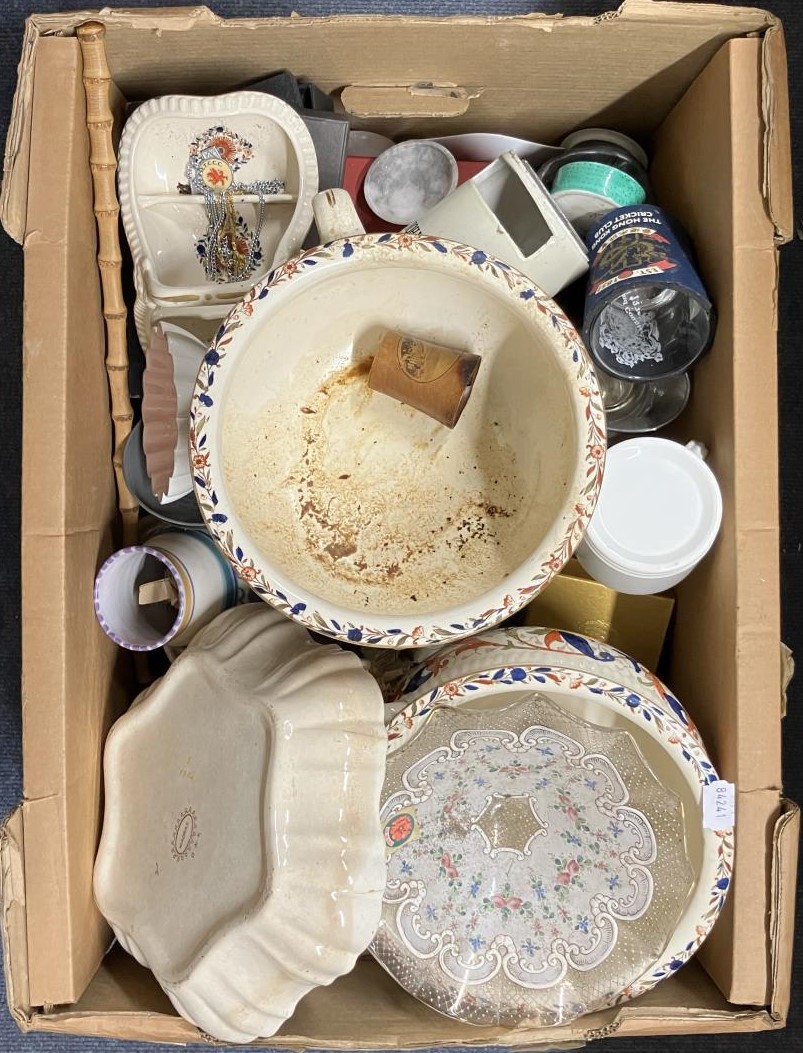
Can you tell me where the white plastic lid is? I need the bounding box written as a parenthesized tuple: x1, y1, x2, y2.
(584, 437, 722, 575)
(551, 188, 618, 236)
(560, 127, 649, 170)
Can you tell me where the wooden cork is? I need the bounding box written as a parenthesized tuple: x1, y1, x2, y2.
(368, 331, 481, 428)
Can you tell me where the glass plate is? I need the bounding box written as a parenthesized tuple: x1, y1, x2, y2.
(372, 690, 694, 1027)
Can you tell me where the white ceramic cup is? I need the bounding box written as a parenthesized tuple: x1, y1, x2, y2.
(94, 531, 241, 651)
(575, 437, 722, 595)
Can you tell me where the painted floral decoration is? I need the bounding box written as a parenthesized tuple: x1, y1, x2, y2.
(189, 233, 607, 648)
(187, 125, 255, 171)
(378, 642, 734, 1024)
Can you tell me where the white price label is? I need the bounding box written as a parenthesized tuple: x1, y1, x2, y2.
(703, 780, 736, 829)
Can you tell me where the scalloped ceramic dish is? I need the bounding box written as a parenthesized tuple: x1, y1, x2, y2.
(93, 604, 386, 1043)
(380, 627, 733, 1019)
(374, 690, 697, 1027)
(119, 92, 318, 348)
(190, 232, 606, 649)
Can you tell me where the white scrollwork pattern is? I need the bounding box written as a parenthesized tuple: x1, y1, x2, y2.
(381, 719, 659, 990)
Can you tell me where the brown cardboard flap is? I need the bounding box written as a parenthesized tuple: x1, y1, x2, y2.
(0, 808, 31, 1029)
(1, 17, 39, 242)
(0, 2, 783, 241)
(781, 644, 795, 717)
(19, 35, 122, 1008)
(761, 23, 794, 241)
(769, 799, 800, 1023)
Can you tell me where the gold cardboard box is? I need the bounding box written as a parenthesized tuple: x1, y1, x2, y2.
(523, 561, 674, 670)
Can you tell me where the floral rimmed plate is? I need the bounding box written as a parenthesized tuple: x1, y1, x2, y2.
(374, 691, 696, 1026)
(119, 92, 318, 348)
(190, 232, 605, 650)
(377, 635, 734, 1026)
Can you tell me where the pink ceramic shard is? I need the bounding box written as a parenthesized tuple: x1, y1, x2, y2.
(142, 322, 206, 503)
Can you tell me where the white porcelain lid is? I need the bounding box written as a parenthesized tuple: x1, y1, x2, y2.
(585, 437, 722, 574)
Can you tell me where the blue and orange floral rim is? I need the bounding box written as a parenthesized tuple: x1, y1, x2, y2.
(190, 232, 607, 648)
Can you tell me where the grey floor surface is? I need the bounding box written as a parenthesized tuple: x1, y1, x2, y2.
(0, 1, 801, 1050)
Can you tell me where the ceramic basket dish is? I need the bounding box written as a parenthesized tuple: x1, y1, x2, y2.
(374, 625, 733, 1023)
(93, 604, 387, 1043)
(119, 91, 319, 349)
(190, 232, 606, 649)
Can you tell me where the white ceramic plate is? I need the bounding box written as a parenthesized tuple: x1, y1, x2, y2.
(190, 234, 606, 649)
(94, 604, 386, 1043)
(119, 92, 318, 348)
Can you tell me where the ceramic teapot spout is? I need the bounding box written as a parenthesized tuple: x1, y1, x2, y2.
(312, 188, 366, 242)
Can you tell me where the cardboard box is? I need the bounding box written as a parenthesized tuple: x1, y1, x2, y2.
(0, 1, 798, 1046)
(522, 560, 675, 670)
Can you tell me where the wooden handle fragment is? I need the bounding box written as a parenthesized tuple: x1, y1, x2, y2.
(78, 21, 139, 545)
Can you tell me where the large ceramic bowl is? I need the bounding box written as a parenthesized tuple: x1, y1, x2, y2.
(380, 626, 733, 1015)
(375, 689, 699, 1026)
(191, 234, 606, 648)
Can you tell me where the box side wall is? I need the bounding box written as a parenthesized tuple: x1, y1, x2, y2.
(653, 41, 782, 795)
(96, 9, 769, 140)
(20, 36, 121, 1007)
(6, 2, 794, 1038)
(0, 2, 779, 242)
(650, 36, 784, 1005)
(22, 953, 778, 1048)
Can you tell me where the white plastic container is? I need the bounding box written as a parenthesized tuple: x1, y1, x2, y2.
(405, 151, 588, 297)
(93, 531, 239, 650)
(575, 437, 722, 594)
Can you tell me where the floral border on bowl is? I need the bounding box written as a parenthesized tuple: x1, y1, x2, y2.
(384, 664, 734, 1006)
(190, 232, 606, 648)
(397, 626, 706, 748)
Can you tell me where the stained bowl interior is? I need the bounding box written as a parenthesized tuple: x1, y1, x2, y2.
(215, 249, 588, 621)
